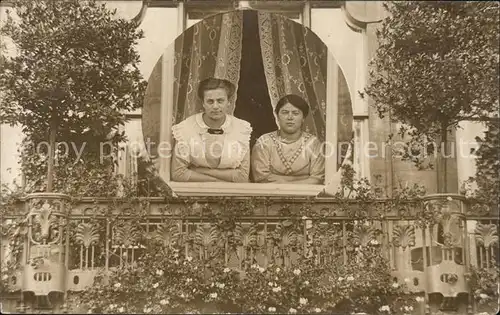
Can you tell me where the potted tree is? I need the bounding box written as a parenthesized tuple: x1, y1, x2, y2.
(364, 1, 498, 194)
(0, 0, 146, 308)
(364, 2, 499, 312)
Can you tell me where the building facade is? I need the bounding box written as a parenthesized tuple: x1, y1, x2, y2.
(0, 1, 497, 314)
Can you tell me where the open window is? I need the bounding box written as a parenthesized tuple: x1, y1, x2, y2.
(141, 9, 354, 197)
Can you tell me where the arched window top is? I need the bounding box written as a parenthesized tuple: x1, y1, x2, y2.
(141, 10, 354, 197)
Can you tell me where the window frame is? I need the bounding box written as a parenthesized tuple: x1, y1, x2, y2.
(156, 46, 344, 197)
(132, 3, 363, 197)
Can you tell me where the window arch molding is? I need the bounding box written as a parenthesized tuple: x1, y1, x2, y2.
(141, 9, 355, 197)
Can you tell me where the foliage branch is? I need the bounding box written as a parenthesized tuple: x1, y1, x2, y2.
(0, 0, 147, 193)
(364, 1, 499, 193)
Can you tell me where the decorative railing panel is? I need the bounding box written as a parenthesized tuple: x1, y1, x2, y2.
(1, 194, 498, 313)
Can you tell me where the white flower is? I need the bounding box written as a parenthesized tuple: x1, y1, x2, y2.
(258, 267, 265, 273)
(370, 239, 379, 245)
(2, 274, 9, 281)
(180, 293, 186, 298)
(210, 292, 218, 299)
(289, 308, 297, 313)
(415, 296, 425, 302)
(446, 196, 453, 201)
(156, 269, 164, 276)
(314, 308, 321, 313)
(479, 293, 489, 299)
(338, 277, 344, 281)
(293, 269, 301, 275)
(299, 297, 308, 305)
(276, 267, 281, 273)
(118, 307, 125, 313)
(186, 278, 192, 283)
(268, 307, 276, 312)
(268, 281, 274, 286)
(301, 216, 308, 220)
(347, 276, 354, 281)
(114, 282, 121, 288)
(379, 305, 390, 312)
(272, 286, 282, 292)
(251, 264, 258, 269)
(303, 280, 310, 285)
(223, 267, 231, 273)
(216, 283, 225, 289)
(109, 304, 116, 310)
(364, 221, 370, 226)
(160, 299, 169, 305)
(391, 282, 399, 288)
(153, 282, 159, 288)
(143, 307, 152, 313)
(404, 277, 411, 283)
(186, 256, 193, 262)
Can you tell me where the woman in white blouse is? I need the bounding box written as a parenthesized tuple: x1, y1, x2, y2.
(171, 78, 252, 182)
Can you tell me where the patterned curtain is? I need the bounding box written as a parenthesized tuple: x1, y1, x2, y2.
(257, 12, 352, 167)
(173, 11, 243, 124)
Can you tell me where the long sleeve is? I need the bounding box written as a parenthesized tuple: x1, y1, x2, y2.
(251, 136, 272, 183)
(231, 149, 250, 182)
(171, 141, 193, 182)
(308, 137, 325, 183)
(191, 150, 250, 182)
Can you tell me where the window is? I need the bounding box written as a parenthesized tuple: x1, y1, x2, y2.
(137, 7, 360, 197)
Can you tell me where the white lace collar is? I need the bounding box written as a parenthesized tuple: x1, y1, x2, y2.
(194, 113, 231, 132)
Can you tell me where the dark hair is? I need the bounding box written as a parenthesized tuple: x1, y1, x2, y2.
(275, 94, 310, 117)
(197, 78, 235, 100)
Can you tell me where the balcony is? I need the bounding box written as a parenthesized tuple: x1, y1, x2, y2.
(0, 193, 498, 314)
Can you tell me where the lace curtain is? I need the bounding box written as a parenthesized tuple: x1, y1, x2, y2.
(257, 12, 352, 167)
(142, 10, 353, 176)
(173, 11, 243, 123)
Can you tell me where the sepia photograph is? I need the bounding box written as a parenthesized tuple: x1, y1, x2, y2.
(0, 1, 498, 314)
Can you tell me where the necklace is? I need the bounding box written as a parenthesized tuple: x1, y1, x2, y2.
(278, 130, 301, 144)
(270, 131, 311, 175)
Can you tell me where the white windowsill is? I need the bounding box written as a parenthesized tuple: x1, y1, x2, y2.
(168, 182, 324, 197)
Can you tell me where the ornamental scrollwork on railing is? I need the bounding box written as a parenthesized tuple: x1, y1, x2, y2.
(474, 223, 498, 249)
(439, 209, 462, 248)
(352, 224, 377, 247)
(113, 220, 141, 248)
(29, 202, 63, 245)
(75, 222, 100, 249)
(194, 223, 222, 259)
(234, 223, 258, 262)
(309, 221, 343, 263)
(267, 220, 300, 266)
(154, 221, 181, 247)
(392, 225, 416, 249)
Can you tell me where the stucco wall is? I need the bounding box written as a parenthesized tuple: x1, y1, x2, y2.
(0, 1, 481, 194)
